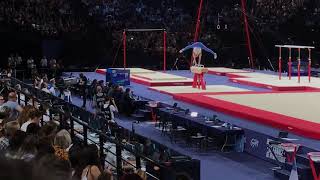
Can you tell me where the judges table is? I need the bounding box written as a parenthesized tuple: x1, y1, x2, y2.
(158, 107, 244, 152)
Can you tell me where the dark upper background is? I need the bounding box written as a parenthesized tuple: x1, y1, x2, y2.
(0, 0, 319, 70)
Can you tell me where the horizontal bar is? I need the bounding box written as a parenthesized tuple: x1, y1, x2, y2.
(125, 28, 165, 32)
(275, 45, 315, 49)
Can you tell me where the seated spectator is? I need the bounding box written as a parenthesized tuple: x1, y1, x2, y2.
(112, 85, 123, 106)
(53, 129, 72, 161)
(73, 144, 102, 180)
(41, 82, 51, 94)
(136, 169, 147, 180)
(69, 143, 85, 177)
(17, 105, 34, 126)
(20, 109, 42, 132)
(36, 138, 55, 159)
(0, 95, 5, 106)
(0, 155, 33, 180)
(7, 130, 27, 157)
(40, 56, 48, 68)
(38, 121, 58, 144)
(26, 123, 41, 136)
(2, 92, 23, 120)
(98, 170, 113, 180)
(0, 106, 11, 124)
(0, 121, 20, 151)
(48, 78, 57, 96)
(120, 173, 143, 180)
(13, 135, 39, 162)
(32, 154, 72, 180)
(62, 87, 72, 103)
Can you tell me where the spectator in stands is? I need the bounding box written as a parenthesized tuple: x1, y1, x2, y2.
(69, 143, 84, 178)
(13, 135, 39, 161)
(53, 129, 72, 161)
(41, 82, 51, 94)
(50, 59, 57, 68)
(136, 169, 147, 180)
(120, 88, 134, 116)
(79, 73, 88, 108)
(26, 123, 41, 136)
(112, 85, 123, 107)
(120, 173, 143, 180)
(48, 78, 57, 96)
(17, 105, 34, 126)
(93, 85, 106, 112)
(0, 95, 5, 106)
(0, 121, 20, 151)
(102, 97, 118, 123)
(0, 106, 11, 124)
(106, 84, 115, 98)
(2, 92, 23, 120)
(16, 54, 23, 67)
(98, 170, 113, 180)
(89, 79, 98, 101)
(38, 121, 58, 144)
(6, 130, 27, 157)
(0, 155, 33, 180)
(74, 144, 102, 180)
(32, 154, 72, 180)
(20, 109, 42, 132)
(62, 87, 72, 103)
(40, 56, 48, 68)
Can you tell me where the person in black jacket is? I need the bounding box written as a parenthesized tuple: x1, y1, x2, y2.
(120, 88, 134, 116)
(78, 73, 87, 108)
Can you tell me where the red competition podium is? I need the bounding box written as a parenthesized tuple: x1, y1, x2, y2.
(190, 65, 208, 90)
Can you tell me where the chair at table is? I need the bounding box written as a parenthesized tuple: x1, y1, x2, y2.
(160, 113, 172, 136)
(190, 133, 206, 150)
(185, 126, 205, 150)
(203, 136, 217, 151)
(168, 120, 187, 144)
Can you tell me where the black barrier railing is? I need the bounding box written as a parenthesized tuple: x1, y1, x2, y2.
(5, 77, 200, 180)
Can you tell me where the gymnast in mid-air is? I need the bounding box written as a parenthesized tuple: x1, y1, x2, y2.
(179, 42, 217, 66)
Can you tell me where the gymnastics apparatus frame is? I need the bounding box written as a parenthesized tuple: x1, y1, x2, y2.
(276, 45, 315, 83)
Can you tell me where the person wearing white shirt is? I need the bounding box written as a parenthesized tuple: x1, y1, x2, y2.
(20, 109, 42, 132)
(40, 56, 48, 67)
(62, 88, 72, 103)
(41, 82, 51, 94)
(48, 79, 56, 96)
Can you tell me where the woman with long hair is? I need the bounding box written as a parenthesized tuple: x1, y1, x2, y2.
(14, 135, 39, 162)
(17, 105, 35, 126)
(73, 144, 102, 180)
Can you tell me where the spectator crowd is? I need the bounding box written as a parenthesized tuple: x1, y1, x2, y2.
(1, 0, 320, 69)
(0, 0, 88, 37)
(0, 79, 146, 180)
